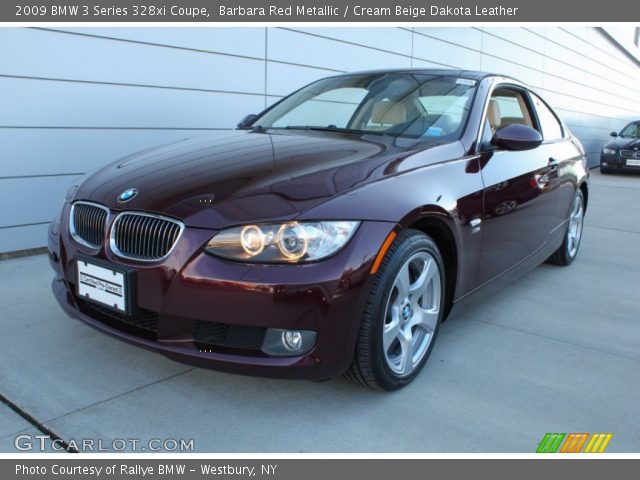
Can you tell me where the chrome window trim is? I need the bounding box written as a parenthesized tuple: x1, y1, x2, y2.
(69, 201, 110, 250)
(109, 211, 185, 262)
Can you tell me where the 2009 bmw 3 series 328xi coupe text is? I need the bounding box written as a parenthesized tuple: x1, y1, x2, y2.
(49, 70, 589, 390)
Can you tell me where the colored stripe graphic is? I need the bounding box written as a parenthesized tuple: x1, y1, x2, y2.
(537, 433, 566, 453)
(537, 433, 613, 453)
(560, 433, 589, 453)
(584, 433, 613, 453)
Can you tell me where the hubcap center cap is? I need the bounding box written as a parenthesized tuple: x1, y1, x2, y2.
(401, 303, 412, 322)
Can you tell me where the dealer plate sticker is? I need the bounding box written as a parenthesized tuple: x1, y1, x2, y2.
(77, 260, 127, 312)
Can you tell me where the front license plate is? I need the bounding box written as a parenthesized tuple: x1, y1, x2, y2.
(626, 159, 640, 166)
(77, 259, 128, 312)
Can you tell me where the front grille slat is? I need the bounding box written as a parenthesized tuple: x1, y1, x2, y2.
(155, 220, 167, 259)
(134, 215, 144, 257)
(112, 212, 183, 261)
(70, 201, 108, 249)
(620, 150, 640, 159)
(91, 206, 99, 246)
(140, 216, 150, 258)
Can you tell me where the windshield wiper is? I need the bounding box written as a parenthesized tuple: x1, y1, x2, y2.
(283, 125, 385, 135)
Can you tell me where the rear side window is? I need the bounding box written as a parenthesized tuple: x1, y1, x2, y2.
(531, 93, 564, 142)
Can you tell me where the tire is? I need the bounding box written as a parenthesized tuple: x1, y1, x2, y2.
(600, 166, 611, 174)
(548, 190, 585, 266)
(346, 229, 446, 390)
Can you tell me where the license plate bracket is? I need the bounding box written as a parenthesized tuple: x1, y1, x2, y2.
(76, 256, 135, 315)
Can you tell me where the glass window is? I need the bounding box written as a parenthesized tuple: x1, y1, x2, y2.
(271, 88, 367, 129)
(490, 88, 535, 129)
(254, 73, 477, 140)
(531, 93, 564, 141)
(480, 86, 536, 149)
(620, 122, 640, 138)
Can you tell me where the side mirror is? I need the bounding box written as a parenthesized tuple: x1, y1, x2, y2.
(492, 124, 543, 151)
(610, 131, 618, 137)
(237, 114, 259, 130)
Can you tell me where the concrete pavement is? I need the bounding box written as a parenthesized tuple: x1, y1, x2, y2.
(1, 170, 639, 452)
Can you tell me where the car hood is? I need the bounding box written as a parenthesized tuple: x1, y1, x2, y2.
(606, 136, 640, 150)
(76, 130, 461, 229)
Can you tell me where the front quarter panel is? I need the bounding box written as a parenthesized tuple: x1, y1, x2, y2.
(299, 144, 486, 300)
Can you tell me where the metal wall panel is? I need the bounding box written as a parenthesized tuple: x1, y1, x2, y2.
(1, 27, 639, 253)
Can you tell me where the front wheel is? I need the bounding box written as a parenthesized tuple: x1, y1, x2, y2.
(548, 190, 585, 266)
(346, 229, 445, 390)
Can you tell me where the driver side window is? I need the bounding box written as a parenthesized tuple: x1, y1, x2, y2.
(480, 86, 536, 150)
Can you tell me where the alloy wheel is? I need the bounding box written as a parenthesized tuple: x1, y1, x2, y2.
(382, 251, 441, 377)
(567, 195, 584, 258)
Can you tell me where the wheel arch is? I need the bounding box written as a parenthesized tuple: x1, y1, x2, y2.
(579, 180, 589, 212)
(400, 208, 460, 320)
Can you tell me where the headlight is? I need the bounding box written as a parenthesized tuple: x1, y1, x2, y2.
(602, 148, 616, 155)
(205, 221, 360, 263)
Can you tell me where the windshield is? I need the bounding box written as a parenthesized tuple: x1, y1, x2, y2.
(620, 122, 640, 138)
(253, 73, 477, 140)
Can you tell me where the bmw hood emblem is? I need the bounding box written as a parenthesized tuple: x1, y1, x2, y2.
(117, 188, 138, 203)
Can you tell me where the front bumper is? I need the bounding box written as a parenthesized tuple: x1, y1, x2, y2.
(48, 208, 395, 380)
(600, 153, 640, 171)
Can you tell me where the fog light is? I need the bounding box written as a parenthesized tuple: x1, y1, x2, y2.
(283, 330, 302, 350)
(261, 328, 317, 356)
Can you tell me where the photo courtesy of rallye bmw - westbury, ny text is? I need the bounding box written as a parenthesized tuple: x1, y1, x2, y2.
(1, 0, 640, 479)
(14, 463, 277, 476)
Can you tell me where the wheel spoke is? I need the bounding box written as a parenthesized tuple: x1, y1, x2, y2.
(383, 309, 401, 352)
(394, 263, 411, 298)
(411, 308, 438, 332)
(409, 258, 437, 296)
(397, 328, 414, 376)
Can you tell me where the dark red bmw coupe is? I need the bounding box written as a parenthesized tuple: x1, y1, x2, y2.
(48, 70, 588, 390)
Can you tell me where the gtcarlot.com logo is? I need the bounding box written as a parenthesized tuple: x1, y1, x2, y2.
(14, 434, 195, 452)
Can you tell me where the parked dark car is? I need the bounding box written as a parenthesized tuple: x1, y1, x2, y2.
(600, 121, 640, 173)
(48, 70, 588, 390)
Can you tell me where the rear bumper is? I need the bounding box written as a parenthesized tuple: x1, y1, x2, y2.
(48, 210, 395, 380)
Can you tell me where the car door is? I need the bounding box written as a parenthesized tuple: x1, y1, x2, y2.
(528, 91, 580, 241)
(475, 84, 562, 285)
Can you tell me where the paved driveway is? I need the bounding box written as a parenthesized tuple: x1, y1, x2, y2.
(1, 170, 639, 453)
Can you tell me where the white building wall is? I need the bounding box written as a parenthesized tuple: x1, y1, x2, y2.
(1, 26, 639, 253)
